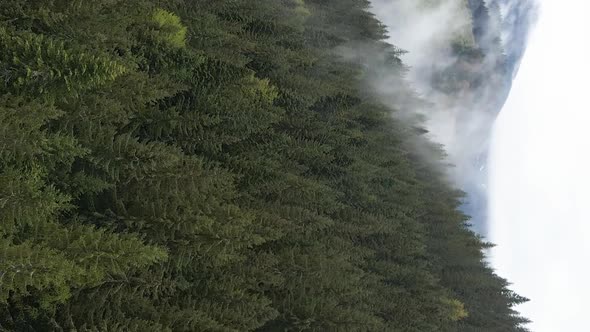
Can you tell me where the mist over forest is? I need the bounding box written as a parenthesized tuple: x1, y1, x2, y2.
(370, 0, 536, 234)
(0, 0, 532, 330)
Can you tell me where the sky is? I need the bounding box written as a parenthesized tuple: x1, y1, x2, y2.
(489, 0, 590, 330)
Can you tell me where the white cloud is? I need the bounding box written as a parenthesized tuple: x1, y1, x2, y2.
(489, 0, 590, 330)
(368, 0, 494, 201)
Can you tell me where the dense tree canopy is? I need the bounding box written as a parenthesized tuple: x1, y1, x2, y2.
(0, 0, 528, 331)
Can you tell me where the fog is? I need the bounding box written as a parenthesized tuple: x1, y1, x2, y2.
(367, 0, 511, 233)
(363, 0, 586, 329)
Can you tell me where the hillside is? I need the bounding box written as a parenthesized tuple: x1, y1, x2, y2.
(0, 0, 528, 331)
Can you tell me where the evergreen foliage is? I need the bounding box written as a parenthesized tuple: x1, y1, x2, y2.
(0, 0, 528, 331)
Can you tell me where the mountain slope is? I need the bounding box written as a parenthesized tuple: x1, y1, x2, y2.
(0, 0, 527, 330)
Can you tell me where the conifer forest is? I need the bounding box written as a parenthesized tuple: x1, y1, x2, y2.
(0, 0, 529, 331)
